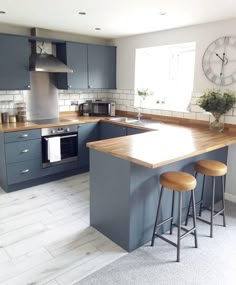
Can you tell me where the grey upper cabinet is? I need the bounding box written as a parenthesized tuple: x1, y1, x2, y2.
(55, 42, 88, 89)
(0, 34, 30, 90)
(88, 45, 116, 89)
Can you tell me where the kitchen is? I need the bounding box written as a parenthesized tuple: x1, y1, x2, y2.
(0, 1, 236, 284)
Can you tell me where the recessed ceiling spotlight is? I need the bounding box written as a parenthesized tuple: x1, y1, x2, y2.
(95, 28, 101, 31)
(78, 12, 86, 15)
(159, 12, 167, 16)
(0, 11, 6, 14)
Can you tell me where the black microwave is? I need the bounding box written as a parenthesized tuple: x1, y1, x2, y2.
(79, 102, 116, 117)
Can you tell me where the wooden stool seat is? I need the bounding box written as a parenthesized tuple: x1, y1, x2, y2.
(160, 171, 197, 191)
(194, 160, 227, 176)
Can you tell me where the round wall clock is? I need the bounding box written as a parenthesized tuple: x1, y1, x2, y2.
(202, 36, 236, 86)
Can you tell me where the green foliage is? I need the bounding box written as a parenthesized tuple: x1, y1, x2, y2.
(197, 89, 236, 116)
(137, 88, 153, 100)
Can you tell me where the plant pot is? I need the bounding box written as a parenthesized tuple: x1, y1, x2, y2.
(209, 113, 224, 132)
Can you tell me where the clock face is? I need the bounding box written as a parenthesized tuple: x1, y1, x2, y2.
(202, 36, 236, 86)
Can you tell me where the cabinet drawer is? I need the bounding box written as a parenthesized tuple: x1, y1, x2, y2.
(7, 159, 42, 184)
(4, 129, 41, 143)
(5, 139, 41, 164)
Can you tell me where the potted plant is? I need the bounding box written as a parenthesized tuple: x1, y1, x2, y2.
(197, 89, 236, 132)
(137, 88, 153, 101)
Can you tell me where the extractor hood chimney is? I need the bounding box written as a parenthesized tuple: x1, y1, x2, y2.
(29, 28, 73, 73)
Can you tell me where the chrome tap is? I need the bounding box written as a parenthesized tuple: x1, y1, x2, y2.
(135, 107, 142, 121)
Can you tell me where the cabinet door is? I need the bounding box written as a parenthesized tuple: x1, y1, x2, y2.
(99, 122, 126, 140)
(126, 127, 147, 135)
(78, 122, 99, 169)
(88, 45, 116, 89)
(0, 34, 30, 90)
(56, 42, 88, 89)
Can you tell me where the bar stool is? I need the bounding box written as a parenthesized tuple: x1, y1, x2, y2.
(151, 171, 198, 262)
(185, 160, 227, 238)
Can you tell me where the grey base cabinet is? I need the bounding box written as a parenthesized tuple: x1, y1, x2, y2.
(78, 122, 99, 170)
(0, 122, 149, 192)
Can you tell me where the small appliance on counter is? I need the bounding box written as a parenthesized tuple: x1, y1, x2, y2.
(79, 101, 115, 117)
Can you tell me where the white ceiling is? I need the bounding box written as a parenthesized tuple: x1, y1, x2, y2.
(0, 0, 236, 39)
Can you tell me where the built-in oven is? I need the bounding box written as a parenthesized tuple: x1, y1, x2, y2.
(42, 125, 78, 168)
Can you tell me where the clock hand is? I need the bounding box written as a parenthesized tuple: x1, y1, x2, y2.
(220, 53, 225, 76)
(215, 53, 224, 61)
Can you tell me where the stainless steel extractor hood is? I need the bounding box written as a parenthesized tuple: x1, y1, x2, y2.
(29, 30, 73, 73)
(30, 52, 73, 73)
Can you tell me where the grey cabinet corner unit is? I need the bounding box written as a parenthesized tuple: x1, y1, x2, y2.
(88, 44, 116, 89)
(0, 34, 30, 90)
(78, 122, 99, 170)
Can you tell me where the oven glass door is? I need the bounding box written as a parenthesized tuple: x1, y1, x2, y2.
(42, 133, 78, 167)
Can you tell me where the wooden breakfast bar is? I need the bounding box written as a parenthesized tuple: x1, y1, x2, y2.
(87, 124, 236, 252)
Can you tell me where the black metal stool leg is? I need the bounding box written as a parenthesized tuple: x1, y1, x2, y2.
(151, 186, 164, 246)
(210, 177, 215, 238)
(191, 189, 198, 248)
(170, 191, 175, 234)
(177, 191, 182, 262)
(222, 175, 226, 227)
(199, 175, 205, 217)
(185, 172, 197, 226)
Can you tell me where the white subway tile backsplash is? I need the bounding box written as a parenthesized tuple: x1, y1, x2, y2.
(183, 112, 196, 120)
(13, 95, 24, 101)
(191, 104, 202, 113)
(196, 113, 210, 121)
(224, 116, 236, 124)
(0, 95, 14, 101)
(59, 106, 70, 112)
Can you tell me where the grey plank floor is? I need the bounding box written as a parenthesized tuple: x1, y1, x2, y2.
(0, 173, 127, 285)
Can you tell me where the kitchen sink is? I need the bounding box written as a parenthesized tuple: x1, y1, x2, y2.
(107, 117, 139, 123)
(107, 117, 162, 129)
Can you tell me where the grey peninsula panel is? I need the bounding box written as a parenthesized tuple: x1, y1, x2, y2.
(89, 147, 228, 252)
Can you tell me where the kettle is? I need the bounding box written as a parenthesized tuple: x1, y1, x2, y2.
(79, 101, 92, 116)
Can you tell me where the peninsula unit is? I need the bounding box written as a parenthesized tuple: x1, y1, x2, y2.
(88, 125, 236, 252)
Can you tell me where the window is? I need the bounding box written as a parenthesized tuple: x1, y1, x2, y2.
(135, 42, 196, 111)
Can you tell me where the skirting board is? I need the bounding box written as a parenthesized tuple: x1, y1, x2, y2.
(225, 193, 236, 203)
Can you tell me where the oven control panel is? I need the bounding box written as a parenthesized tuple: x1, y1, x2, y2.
(42, 125, 77, 136)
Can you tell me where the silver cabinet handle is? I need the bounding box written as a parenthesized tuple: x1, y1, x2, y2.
(21, 149, 29, 153)
(20, 134, 28, 138)
(21, 169, 29, 174)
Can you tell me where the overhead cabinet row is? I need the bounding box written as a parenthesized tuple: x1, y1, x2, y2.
(0, 34, 116, 90)
(56, 42, 116, 89)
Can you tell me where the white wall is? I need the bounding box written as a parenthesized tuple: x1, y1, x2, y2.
(0, 23, 108, 45)
(111, 18, 236, 91)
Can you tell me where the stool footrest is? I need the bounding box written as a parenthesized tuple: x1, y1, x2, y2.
(156, 216, 173, 228)
(196, 216, 211, 225)
(172, 223, 196, 239)
(155, 234, 177, 248)
(213, 208, 225, 217)
(201, 206, 224, 217)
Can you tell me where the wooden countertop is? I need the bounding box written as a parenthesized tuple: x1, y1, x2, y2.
(87, 124, 236, 169)
(0, 115, 103, 132)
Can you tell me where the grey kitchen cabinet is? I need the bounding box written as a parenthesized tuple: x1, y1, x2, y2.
(99, 122, 127, 139)
(78, 122, 99, 170)
(0, 129, 42, 190)
(126, 127, 148, 135)
(55, 42, 88, 89)
(7, 159, 42, 185)
(0, 34, 30, 90)
(88, 44, 116, 89)
(5, 139, 41, 164)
